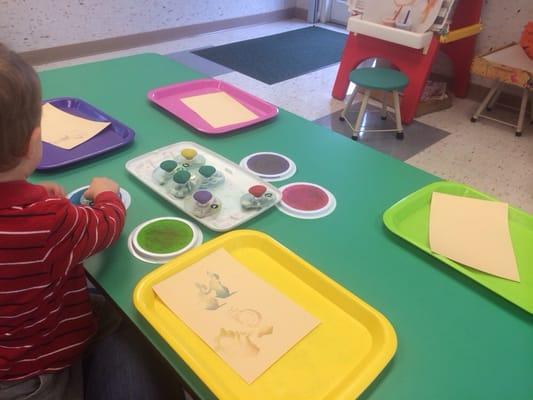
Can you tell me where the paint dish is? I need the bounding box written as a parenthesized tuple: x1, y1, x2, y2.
(67, 185, 131, 209)
(131, 217, 201, 262)
(276, 182, 336, 219)
(240, 152, 296, 182)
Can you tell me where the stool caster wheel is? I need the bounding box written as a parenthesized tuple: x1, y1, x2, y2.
(381, 116, 387, 120)
(470, 117, 477, 123)
(515, 131, 522, 137)
(339, 116, 346, 121)
(351, 135, 359, 141)
(396, 131, 404, 140)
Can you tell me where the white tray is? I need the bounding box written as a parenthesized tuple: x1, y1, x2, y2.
(125, 141, 281, 232)
(348, 17, 434, 53)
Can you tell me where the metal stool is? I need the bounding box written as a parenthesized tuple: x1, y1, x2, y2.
(340, 67, 409, 140)
(471, 81, 532, 137)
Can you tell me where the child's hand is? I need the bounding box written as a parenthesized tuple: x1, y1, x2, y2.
(39, 181, 66, 198)
(83, 177, 119, 201)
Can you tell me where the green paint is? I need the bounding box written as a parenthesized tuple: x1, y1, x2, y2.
(173, 169, 191, 184)
(199, 165, 216, 178)
(160, 160, 178, 172)
(137, 219, 194, 254)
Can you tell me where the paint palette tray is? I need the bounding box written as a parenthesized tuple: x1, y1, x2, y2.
(383, 181, 533, 314)
(125, 141, 281, 232)
(134, 230, 397, 400)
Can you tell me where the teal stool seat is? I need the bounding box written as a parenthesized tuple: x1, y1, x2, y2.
(349, 67, 408, 91)
(341, 67, 409, 140)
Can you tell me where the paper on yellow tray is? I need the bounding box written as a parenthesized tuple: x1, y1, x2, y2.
(429, 192, 519, 282)
(181, 91, 258, 128)
(41, 103, 110, 150)
(152, 248, 319, 384)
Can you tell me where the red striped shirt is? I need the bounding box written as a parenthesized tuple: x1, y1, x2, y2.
(0, 180, 125, 381)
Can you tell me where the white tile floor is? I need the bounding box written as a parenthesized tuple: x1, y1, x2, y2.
(409, 97, 533, 211)
(36, 19, 533, 213)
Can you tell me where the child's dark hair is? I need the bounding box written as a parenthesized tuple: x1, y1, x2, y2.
(0, 43, 41, 172)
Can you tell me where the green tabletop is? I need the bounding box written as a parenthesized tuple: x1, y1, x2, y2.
(36, 54, 532, 400)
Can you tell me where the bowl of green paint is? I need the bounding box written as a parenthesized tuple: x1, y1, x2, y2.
(133, 217, 197, 260)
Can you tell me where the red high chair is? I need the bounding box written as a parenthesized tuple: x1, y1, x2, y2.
(332, 0, 483, 124)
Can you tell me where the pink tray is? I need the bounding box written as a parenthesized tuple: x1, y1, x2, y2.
(147, 79, 279, 135)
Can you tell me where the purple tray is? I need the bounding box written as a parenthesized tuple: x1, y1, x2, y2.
(37, 97, 135, 170)
(147, 79, 278, 135)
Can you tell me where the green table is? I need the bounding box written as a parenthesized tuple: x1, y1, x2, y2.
(36, 54, 532, 400)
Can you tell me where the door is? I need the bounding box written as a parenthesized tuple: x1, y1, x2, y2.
(329, 0, 350, 25)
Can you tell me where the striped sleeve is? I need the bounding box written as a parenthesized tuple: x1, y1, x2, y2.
(52, 191, 126, 273)
(73, 191, 125, 263)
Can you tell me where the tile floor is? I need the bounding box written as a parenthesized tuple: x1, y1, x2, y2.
(36, 19, 533, 213)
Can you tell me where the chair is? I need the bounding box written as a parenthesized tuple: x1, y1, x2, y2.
(340, 67, 408, 140)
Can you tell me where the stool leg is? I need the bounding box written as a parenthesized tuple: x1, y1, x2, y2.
(530, 91, 533, 124)
(516, 87, 528, 136)
(381, 91, 388, 120)
(393, 90, 404, 140)
(353, 89, 370, 140)
(340, 86, 358, 122)
(486, 86, 501, 111)
(471, 82, 499, 122)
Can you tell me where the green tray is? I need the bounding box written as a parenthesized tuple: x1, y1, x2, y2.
(383, 181, 533, 314)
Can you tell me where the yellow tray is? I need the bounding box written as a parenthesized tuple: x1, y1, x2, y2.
(133, 230, 396, 399)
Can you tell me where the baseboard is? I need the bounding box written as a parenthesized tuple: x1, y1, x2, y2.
(21, 8, 297, 66)
(294, 7, 308, 21)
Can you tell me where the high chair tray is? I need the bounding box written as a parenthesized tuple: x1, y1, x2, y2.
(133, 230, 397, 400)
(383, 181, 533, 314)
(348, 17, 434, 52)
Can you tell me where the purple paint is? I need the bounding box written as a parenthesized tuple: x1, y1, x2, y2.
(246, 153, 290, 176)
(193, 190, 212, 205)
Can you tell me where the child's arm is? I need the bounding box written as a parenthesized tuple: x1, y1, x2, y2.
(57, 177, 126, 267)
(39, 181, 66, 197)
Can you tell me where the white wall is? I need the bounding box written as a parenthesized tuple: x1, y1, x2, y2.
(476, 0, 531, 54)
(1, 0, 295, 52)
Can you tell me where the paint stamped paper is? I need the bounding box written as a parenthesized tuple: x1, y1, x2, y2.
(41, 103, 110, 149)
(181, 92, 258, 128)
(152, 248, 319, 383)
(429, 192, 519, 281)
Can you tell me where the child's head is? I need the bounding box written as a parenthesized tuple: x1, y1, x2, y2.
(0, 43, 42, 174)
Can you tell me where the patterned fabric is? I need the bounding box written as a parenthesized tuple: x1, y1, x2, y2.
(471, 52, 532, 89)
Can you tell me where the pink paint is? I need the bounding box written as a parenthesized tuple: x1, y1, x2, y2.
(249, 185, 267, 198)
(282, 184, 330, 211)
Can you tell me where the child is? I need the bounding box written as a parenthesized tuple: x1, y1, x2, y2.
(0, 44, 182, 400)
(0, 41, 126, 398)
